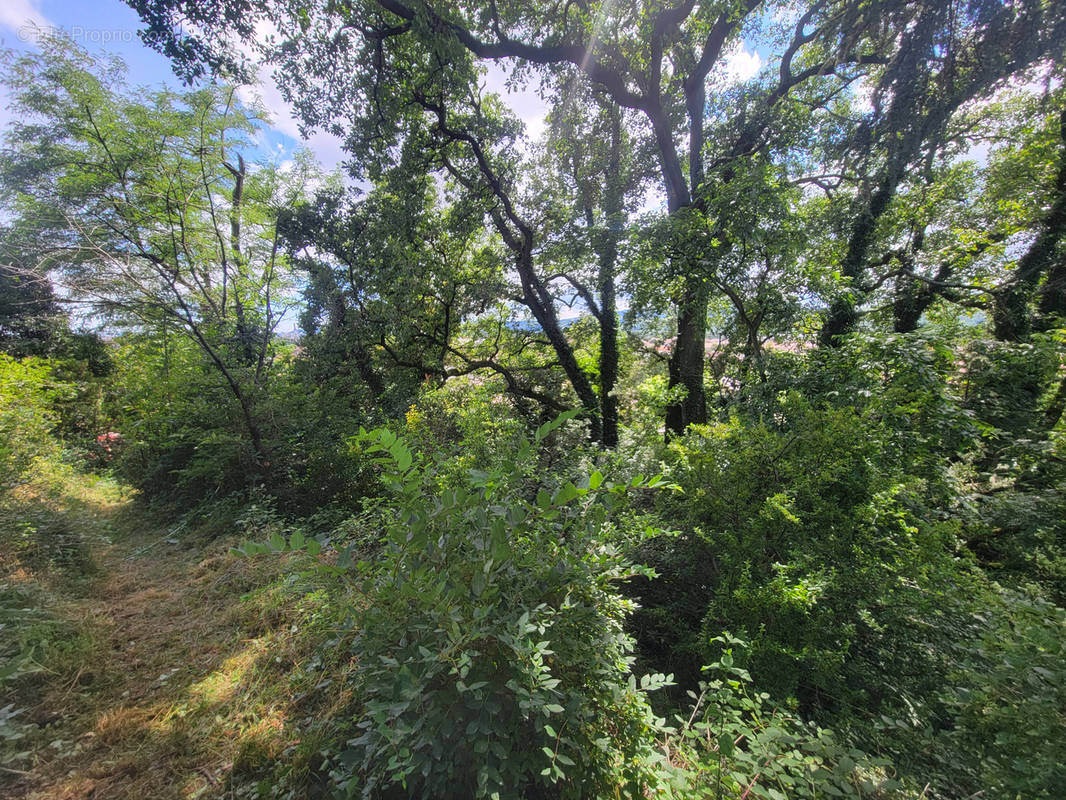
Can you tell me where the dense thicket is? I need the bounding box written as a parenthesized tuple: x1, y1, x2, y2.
(2, 2, 1066, 797)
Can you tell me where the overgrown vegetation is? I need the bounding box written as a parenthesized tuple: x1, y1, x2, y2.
(3, 4, 1066, 798)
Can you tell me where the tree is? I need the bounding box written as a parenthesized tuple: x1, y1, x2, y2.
(533, 82, 653, 446)
(791, 80, 1065, 343)
(129, 0, 1066, 434)
(113, 1, 839, 433)
(0, 267, 65, 357)
(280, 168, 521, 418)
(817, 1, 1066, 344)
(0, 36, 309, 471)
(992, 101, 1066, 341)
(255, 13, 612, 439)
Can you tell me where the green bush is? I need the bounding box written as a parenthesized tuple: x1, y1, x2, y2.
(957, 336, 1059, 452)
(331, 417, 671, 799)
(401, 376, 592, 494)
(803, 331, 980, 485)
(0, 354, 67, 488)
(636, 393, 974, 737)
(106, 333, 258, 503)
(664, 636, 902, 800)
(932, 589, 1066, 799)
(966, 459, 1066, 603)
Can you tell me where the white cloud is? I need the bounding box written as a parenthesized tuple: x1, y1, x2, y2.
(237, 69, 348, 170)
(524, 112, 547, 143)
(723, 43, 762, 83)
(0, 0, 50, 35)
(483, 61, 549, 142)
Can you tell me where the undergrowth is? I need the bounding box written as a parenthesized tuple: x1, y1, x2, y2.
(0, 460, 359, 800)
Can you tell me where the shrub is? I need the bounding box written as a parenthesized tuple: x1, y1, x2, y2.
(664, 636, 903, 800)
(331, 417, 672, 799)
(635, 393, 974, 736)
(0, 354, 67, 488)
(933, 588, 1066, 799)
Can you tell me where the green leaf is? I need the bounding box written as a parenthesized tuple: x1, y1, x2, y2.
(534, 409, 581, 443)
(554, 482, 579, 505)
(337, 544, 354, 570)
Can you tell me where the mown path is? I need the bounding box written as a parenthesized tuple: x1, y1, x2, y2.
(1, 478, 338, 800)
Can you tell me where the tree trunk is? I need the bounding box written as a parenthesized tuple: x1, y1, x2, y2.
(598, 253, 619, 448)
(666, 274, 709, 435)
(820, 178, 897, 345)
(1036, 258, 1066, 328)
(893, 272, 930, 333)
(596, 110, 624, 448)
(519, 251, 603, 443)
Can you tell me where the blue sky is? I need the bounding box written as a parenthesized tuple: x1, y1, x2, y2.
(0, 0, 177, 85)
(0, 0, 353, 168)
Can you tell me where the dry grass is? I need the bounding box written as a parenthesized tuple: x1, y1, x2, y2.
(0, 471, 356, 800)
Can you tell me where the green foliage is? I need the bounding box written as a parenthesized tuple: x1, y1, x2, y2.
(106, 332, 260, 502)
(1, 38, 321, 501)
(664, 637, 901, 800)
(0, 354, 68, 488)
(3, 7, 1066, 797)
(105, 331, 373, 516)
(934, 589, 1066, 799)
(0, 267, 66, 357)
(959, 337, 1058, 445)
(967, 464, 1066, 604)
(265, 360, 381, 515)
(804, 331, 980, 479)
(935, 334, 1066, 600)
(400, 378, 529, 486)
(0, 580, 96, 687)
(639, 389, 973, 732)
(331, 423, 670, 799)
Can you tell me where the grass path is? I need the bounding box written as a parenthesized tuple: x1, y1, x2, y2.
(1, 473, 348, 800)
